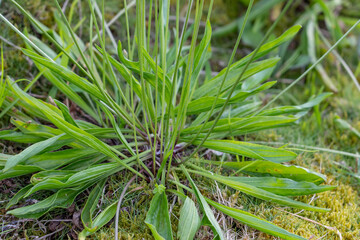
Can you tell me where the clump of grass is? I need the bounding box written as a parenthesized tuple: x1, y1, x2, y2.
(1, 0, 360, 239)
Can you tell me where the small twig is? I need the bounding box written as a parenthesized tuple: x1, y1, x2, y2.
(35, 226, 65, 240)
(294, 194, 317, 215)
(61, 0, 70, 12)
(92, 0, 136, 43)
(0, 35, 22, 50)
(114, 175, 137, 240)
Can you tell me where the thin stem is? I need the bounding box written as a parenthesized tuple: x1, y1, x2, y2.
(180, 0, 294, 165)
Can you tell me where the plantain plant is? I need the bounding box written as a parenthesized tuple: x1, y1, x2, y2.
(0, 0, 358, 239)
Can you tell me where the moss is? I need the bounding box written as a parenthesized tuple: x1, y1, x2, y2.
(252, 182, 360, 240)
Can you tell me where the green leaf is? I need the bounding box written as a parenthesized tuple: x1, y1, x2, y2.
(145, 185, 173, 240)
(207, 199, 306, 240)
(22, 48, 105, 101)
(81, 179, 107, 232)
(190, 140, 297, 163)
(4, 134, 64, 171)
(227, 176, 335, 196)
(26, 148, 101, 170)
(193, 170, 329, 212)
(7, 80, 141, 177)
(7, 186, 88, 219)
(24, 41, 98, 121)
(6, 185, 32, 209)
(177, 197, 201, 240)
(258, 93, 333, 116)
(193, 58, 280, 99)
(24, 163, 124, 196)
(0, 165, 44, 181)
(181, 115, 297, 136)
(53, 99, 79, 127)
(0, 130, 45, 143)
(181, 166, 224, 240)
(184, 82, 276, 115)
(335, 116, 360, 139)
(208, 160, 326, 184)
(78, 201, 118, 239)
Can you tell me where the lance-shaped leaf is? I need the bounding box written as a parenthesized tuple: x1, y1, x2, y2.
(206, 199, 306, 240)
(0, 130, 45, 143)
(207, 160, 326, 184)
(192, 170, 328, 212)
(258, 93, 332, 116)
(0, 165, 44, 181)
(181, 166, 224, 240)
(181, 115, 297, 136)
(26, 148, 101, 170)
(4, 134, 64, 171)
(24, 163, 124, 196)
(184, 81, 276, 115)
(78, 201, 118, 239)
(6, 185, 32, 209)
(81, 179, 107, 232)
(227, 176, 335, 196)
(177, 197, 201, 240)
(190, 140, 297, 163)
(7, 185, 88, 219)
(22, 49, 105, 101)
(145, 185, 173, 240)
(7, 80, 142, 177)
(193, 58, 280, 99)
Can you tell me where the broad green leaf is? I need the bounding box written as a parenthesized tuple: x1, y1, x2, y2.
(181, 115, 297, 136)
(0, 130, 45, 143)
(181, 166, 224, 240)
(7, 80, 141, 177)
(81, 179, 107, 232)
(145, 185, 173, 240)
(30, 170, 76, 184)
(193, 58, 280, 99)
(193, 171, 329, 212)
(177, 197, 201, 240)
(184, 82, 276, 115)
(190, 140, 297, 163)
(78, 201, 118, 239)
(0, 153, 9, 167)
(258, 93, 332, 116)
(207, 160, 326, 184)
(0, 165, 44, 181)
(6, 185, 32, 209)
(26, 148, 100, 170)
(24, 163, 124, 196)
(7, 186, 88, 219)
(227, 176, 335, 196)
(4, 134, 64, 171)
(207, 199, 306, 240)
(11, 119, 62, 137)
